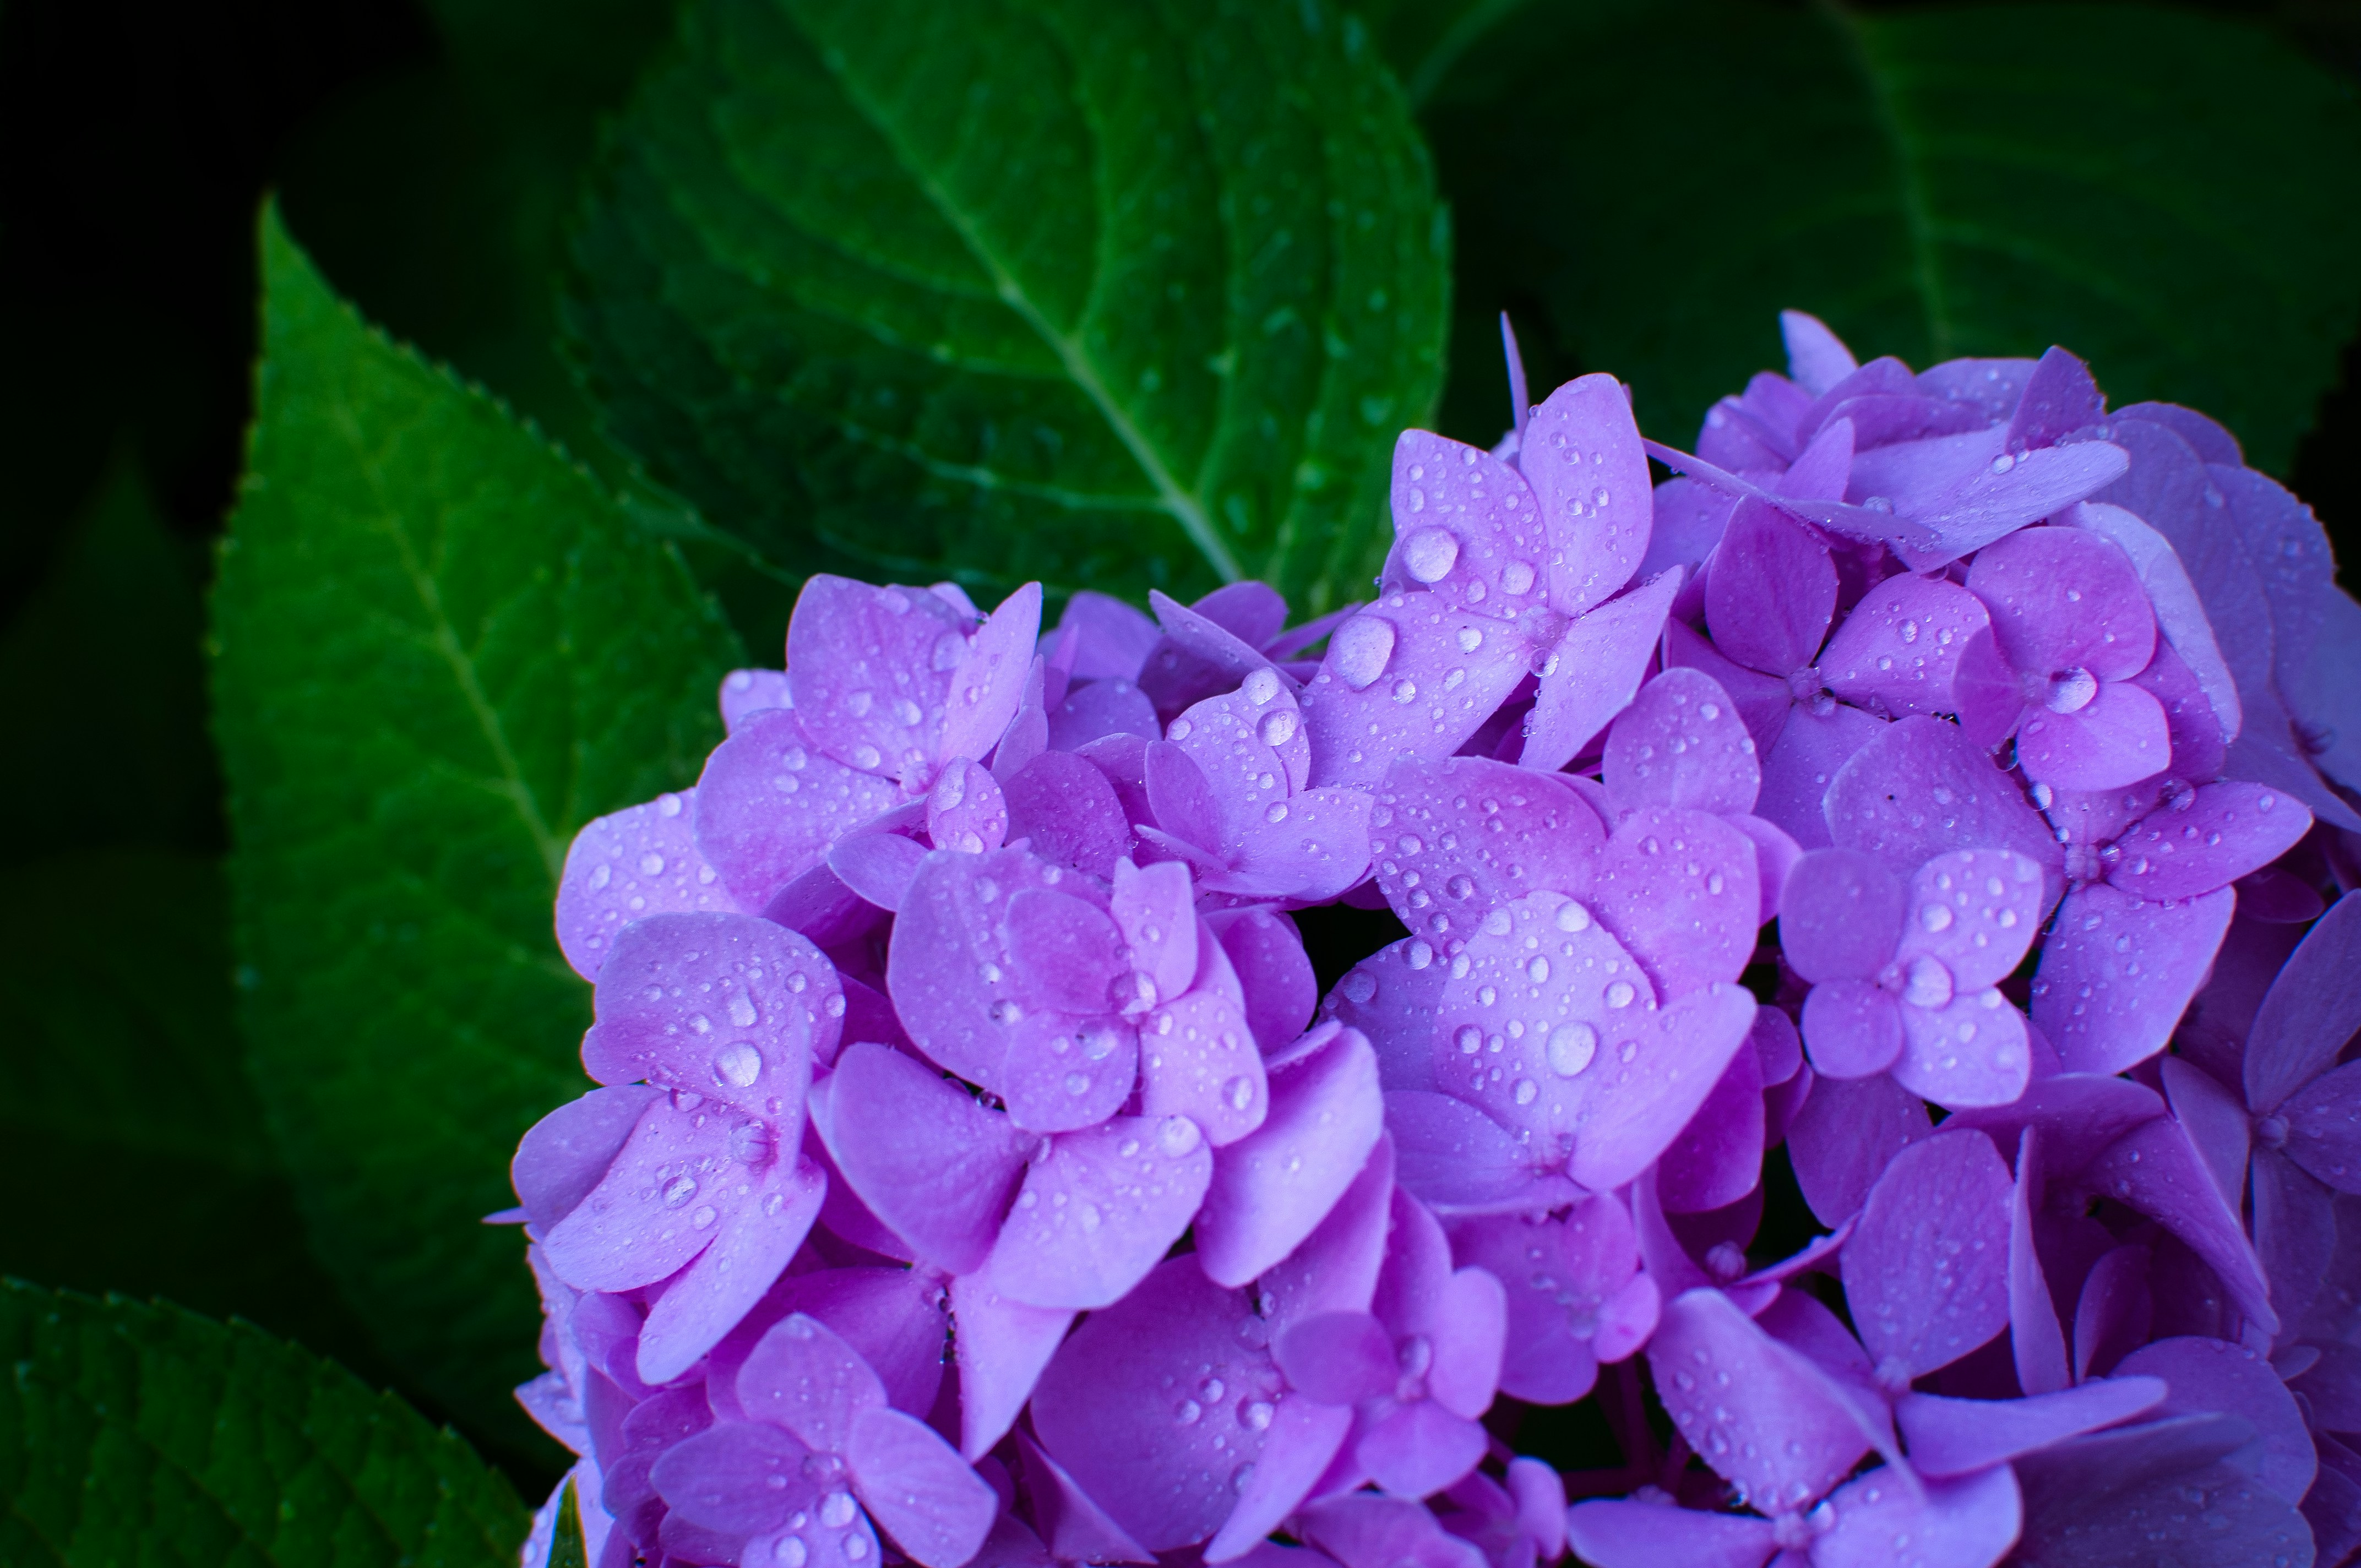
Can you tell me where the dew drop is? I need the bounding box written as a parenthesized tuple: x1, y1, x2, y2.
(1548, 1022, 1598, 1076)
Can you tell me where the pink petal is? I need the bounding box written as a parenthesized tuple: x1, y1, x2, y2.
(886, 845, 1063, 1091)
(1448, 1200, 1638, 1406)
(1824, 717, 2061, 893)
(1383, 431, 1551, 610)
(788, 576, 969, 779)
(1207, 907, 1317, 1055)
(1779, 412, 1856, 499)
(1520, 570, 1682, 772)
(1813, 1464, 2020, 1568)
(1604, 668, 1762, 818)
(1590, 808, 1760, 1001)
(1259, 1133, 1397, 1327)
(1373, 756, 1603, 926)
(1664, 616, 1795, 748)
(1302, 600, 1534, 788)
(1894, 848, 2045, 992)
(1646, 1287, 1876, 1511)
(1565, 1498, 1774, 1568)
(1779, 848, 1906, 984)
(1031, 1257, 1283, 1550)
(940, 582, 1042, 767)
(2117, 1336, 2314, 1504)
(737, 1310, 888, 1453)
(1820, 574, 1990, 720)
(1706, 499, 1836, 678)
(1842, 1129, 2014, 1380)
(1567, 984, 1759, 1195)
(1196, 1028, 1385, 1287)
(1275, 1310, 1397, 1404)
(557, 791, 741, 981)
(695, 708, 902, 909)
(988, 1116, 1215, 1309)
(2032, 883, 2234, 1075)
(848, 1405, 998, 1568)
(1752, 700, 1885, 850)
(1003, 749, 1132, 878)
(1524, 373, 1653, 617)
(1225, 786, 1376, 903)
(1968, 525, 2156, 683)
(638, 1155, 825, 1385)
(2247, 890, 2361, 1111)
(1897, 1376, 2163, 1478)
(1001, 886, 1125, 1015)
(1785, 1070, 1930, 1227)
(1051, 676, 1158, 750)
(1111, 859, 1199, 1005)
(815, 1042, 1028, 1274)
(829, 829, 929, 912)
(949, 1265, 1074, 1459)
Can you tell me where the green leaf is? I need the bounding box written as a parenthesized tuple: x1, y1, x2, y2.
(0, 1280, 529, 1567)
(567, 0, 1450, 616)
(211, 207, 744, 1453)
(1418, 0, 2361, 472)
(549, 1479, 589, 1568)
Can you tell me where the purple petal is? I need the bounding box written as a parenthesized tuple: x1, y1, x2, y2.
(885, 845, 1057, 1090)
(1297, 1494, 1489, 1568)
(1015, 1431, 1155, 1565)
(1382, 1091, 1570, 1215)
(788, 576, 970, 781)
(1895, 848, 2045, 992)
(2008, 1127, 2071, 1396)
(1168, 677, 1310, 816)
(1893, 439, 2131, 569)
(649, 1420, 814, 1536)
(1646, 1287, 1878, 1511)
(1198, 1028, 1385, 1286)
(2004, 345, 2104, 451)
(767, 1267, 948, 1419)
(829, 829, 929, 912)
(1641, 477, 1738, 580)
(1780, 848, 1906, 984)
(2248, 889, 2361, 1112)
(1000, 886, 1124, 1016)
(747, 1511, 883, 1568)
(638, 1155, 824, 1385)
(1656, 1037, 1766, 1216)
(1354, 1401, 1489, 1500)
(926, 758, 1008, 854)
(988, 1115, 1214, 1309)
(1824, 718, 2060, 892)
(847, 1405, 998, 1568)
(2253, 1147, 2336, 1336)
(1141, 591, 1288, 717)
(1564, 1498, 1774, 1568)
(1373, 757, 1603, 927)
(1820, 574, 1991, 721)
(1730, 813, 1802, 927)
(1109, 858, 1198, 1002)
(1427, 1267, 1508, 1418)
(949, 1267, 1074, 1460)
(1207, 1398, 1354, 1561)
(1523, 373, 1653, 617)
(2012, 1414, 2314, 1568)
(2160, 1057, 2249, 1215)
(1003, 749, 1132, 879)
(2032, 883, 2234, 1076)
(1448, 1197, 1640, 1405)
(814, 1042, 1027, 1274)
(1896, 1377, 2163, 1479)
(542, 1096, 743, 1293)
(1302, 602, 1533, 788)
(1706, 500, 1836, 678)
(2082, 1116, 2274, 1333)
(1843, 1128, 2012, 1380)
(1207, 907, 1317, 1055)
(557, 791, 741, 981)
(2068, 500, 2242, 745)
(1813, 1464, 2020, 1568)
(1031, 1257, 1282, 1551)
(2015, 679, 2173, 794)
(1520, 569, 1683, 772)
(1751, 699, 1883, 851)
(940, 583, 1043, 768)
(1892, 989, 2031, 1110)
(738, 1310, 888, 1453)
(1259, 1133, 1396, 1329)
(1384, 431, 1552, 609)
(1967, 526, 2156, 684)
(1051, 676, 1159, 750)
(1783, 311, 1858, 395)
(1604, 668, 1762, 818)
(1136, 982, 1264, 1147)
(1275, 1309, 1397, 1404)
(695, 708, 901, 910)
(2116, 1336, 2314, 1504)
(993, 656, 1051, 780)
(2071, 1244, 2153, 1383)
(1779, 411, 1856, 499)
(1918, 356, 2036, 420)
(1591, 808, 1760, 1001)
(514, 1086, 663, 1232)
(2278, 1058, 2361, 1193)
(1051, 591, 1161, 683)
(1223, 787, 1376, 903)
(1785, 1070, 1930, 1227)
(720, 667, 793, 732)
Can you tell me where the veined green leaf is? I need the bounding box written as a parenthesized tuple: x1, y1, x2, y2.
(211, 208, 744, 1450)
(1418, 1, 2361, 471)
(567, 0, 1450, 615)
(0, 1281, 529, 1567)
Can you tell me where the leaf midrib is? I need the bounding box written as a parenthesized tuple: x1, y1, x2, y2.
(326, 401, 569, 888)
(1815, 0, 1952, 360)
(806, 17, 1247, 585)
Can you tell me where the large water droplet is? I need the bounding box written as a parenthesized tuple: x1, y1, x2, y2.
(1604, 979, 1636, 1009)
(714, 1042, 763, 1088)
(1919, 902, 1954, 934)
(2045, 667, 2099, 715)
(662, 1174, 698, 1208)
(1259, 708, 1299, 747)
(1548, 1022, 1598, 1076)
(1242, 667, 1283, 707)
(819, 1493, 858, 1529)
(1903, 954, 1955, 1009)
(1329, 616, 1396, 690)
(1401, 526, 1460, 583)
(728, 992, 760, 1029)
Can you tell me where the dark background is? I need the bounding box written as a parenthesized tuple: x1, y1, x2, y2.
(2, 0, 2356, 1482)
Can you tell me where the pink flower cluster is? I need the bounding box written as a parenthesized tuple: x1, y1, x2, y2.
(507, 313, 2361, 1568)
